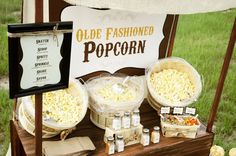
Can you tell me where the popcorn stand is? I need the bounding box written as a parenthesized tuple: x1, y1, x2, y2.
(8, 0, 236, 155)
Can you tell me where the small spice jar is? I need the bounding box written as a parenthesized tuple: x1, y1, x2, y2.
(122, 112, 131, 129)
(106, 136, 115, 155)
(141, 128, 150, 146)
(132, 109, 140, 127)
(115, 134, 124, 152)
(112, 113, 121, 130)
(151, 126, 160, 143)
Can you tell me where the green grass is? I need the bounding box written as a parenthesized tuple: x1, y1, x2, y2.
(0, 0, 21, 76)
(173, 9, 236, 155)
(0, 1, 21, 155)
(0, 25, 8, 76)
(0, 0, 21, 24)
(0, 90, 13, 156)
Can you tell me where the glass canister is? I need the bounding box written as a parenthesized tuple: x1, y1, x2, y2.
(116, 134, 124, 152)
(141, 128, 150, 146)
(151, 126, 160, 143)
(122, 112, 131, 129)
(106, 136, 115, 155)
(132, 109, 140, 127)
(112, 113, 121, 130)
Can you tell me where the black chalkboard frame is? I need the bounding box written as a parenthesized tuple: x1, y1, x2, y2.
(8, 21, 73, 99)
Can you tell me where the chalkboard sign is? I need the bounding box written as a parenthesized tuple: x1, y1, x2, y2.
(8, 22, 73, 98)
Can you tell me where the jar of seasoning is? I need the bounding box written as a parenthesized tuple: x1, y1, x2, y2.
(132, 109, 140, 127)
(151, 126, 160, 143)
(141, 128, 150, 146)
(112, 113, 121, 130)
(115, 134, 124, 152)
(122, 112, 131, 129)
(106, 136, 115, 155)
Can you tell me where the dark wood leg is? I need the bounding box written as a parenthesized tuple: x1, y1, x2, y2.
(167, 15, 179, 57)
(35, 93, 43, 156)
(10, 120, 21, 156)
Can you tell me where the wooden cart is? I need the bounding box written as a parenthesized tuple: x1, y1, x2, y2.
(10, 0, 236, 155)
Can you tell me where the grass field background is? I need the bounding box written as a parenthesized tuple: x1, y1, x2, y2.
(0, 1, 236, 155)
(0, 0, 20, 155)
(173, 10, 236, 153)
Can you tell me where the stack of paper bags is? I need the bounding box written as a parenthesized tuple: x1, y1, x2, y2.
(43, 137, 95, 156)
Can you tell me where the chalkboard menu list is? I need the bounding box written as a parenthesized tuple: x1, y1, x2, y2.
(8, 22, 72, 98)
(20, 34, 63, 89)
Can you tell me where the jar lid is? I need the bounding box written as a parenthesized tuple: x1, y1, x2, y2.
(153, 126, 160, 131)
(124, 112, 130, 116)
(107, 136, 114, 141)
(114, 113, 121, 117)
(133, 109, 140, 113)
(143, 128, 149, 133)
(117, 134, 123, 139)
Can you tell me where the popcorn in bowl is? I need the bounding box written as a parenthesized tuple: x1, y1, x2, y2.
(87, 74, 145, 129)
(146, 57, 202, 107)
(87, 74, 145, 113)
(97, 83, 135, 102)
(150, 69, 195, 104)
(32, 89, 82, 125)
(21, 79, 88, 131)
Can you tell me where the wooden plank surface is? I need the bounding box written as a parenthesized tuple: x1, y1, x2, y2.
(13, 100, 213, 156)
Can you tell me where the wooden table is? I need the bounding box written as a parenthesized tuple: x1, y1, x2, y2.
(11, 100, 214, 156)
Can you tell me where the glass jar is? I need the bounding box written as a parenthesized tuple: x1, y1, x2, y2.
(106, 136, 115, 155)
(122, 112, 131, 129)
(112, 113, 121, 130)
(141, 128, 150, 146)
(132, 109, 140, 127)
(151, 126, 160, 143)
(115, 134, 124, 152)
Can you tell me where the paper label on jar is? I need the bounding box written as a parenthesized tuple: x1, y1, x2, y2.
(151, 132, 160, 143)
(112, 119, 121, 130)
(185, 107, 196, 115)
(122, 117, 131, 129)
(116, 141, 124, 152)
(173, 107, 183, 114)
(132, 115, 140, 127)
(142, 135, 150, 146)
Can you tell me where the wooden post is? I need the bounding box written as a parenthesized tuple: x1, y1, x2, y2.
(10, 99, 18, 156)
(35, 93, 43, 155)
(10, 120, 20, 156)
(35, 0, 43, 22)
(35, 0, 43, 155)
(207, 18, 236, 132)
(167, 15, 179, 57)
(13, 98, 17, 120)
